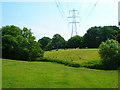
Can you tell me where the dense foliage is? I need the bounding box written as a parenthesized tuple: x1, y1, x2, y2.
(52, 34, 66, 49)
(83, 26, 119, 48)
(116, 30, 120, 43)
(39, 26, 120, 51)
(66, 35, 83, 48)
(99, 39, 120, 69)
(2, 25, 43, 61)
(38, 37, 51, 50)
(40, 34, 66, 51)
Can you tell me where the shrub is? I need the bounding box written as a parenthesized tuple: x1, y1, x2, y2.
(35, 57, 80, 68)
(81, 60, 101, 69)
(99, 39, 120, 69)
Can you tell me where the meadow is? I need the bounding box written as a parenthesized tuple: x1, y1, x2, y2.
(44, 49, 101, 64)
(2, 58, 118, 88)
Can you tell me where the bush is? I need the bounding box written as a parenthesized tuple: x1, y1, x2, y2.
(35, 57, 80, 68)
(81, 60, 101, 69)
(99, 39, 120, 69)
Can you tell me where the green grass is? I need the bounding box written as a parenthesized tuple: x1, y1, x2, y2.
(44, 49, 101, 64)
(2, 59, 118, 88)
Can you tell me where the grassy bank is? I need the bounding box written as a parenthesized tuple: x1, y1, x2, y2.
(2, 59, 118, 88)
(44, 49, 101, 64)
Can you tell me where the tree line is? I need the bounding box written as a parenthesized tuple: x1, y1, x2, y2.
(1, 25, 120, 61)
(38, 26, 120, 51)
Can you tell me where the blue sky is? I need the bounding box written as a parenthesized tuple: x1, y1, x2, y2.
(1, 0, 119, 41)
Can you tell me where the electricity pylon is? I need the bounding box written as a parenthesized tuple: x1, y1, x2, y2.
(68, 9, 80, 37)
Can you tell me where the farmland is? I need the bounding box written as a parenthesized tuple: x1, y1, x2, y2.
(2, 58, 118, 88)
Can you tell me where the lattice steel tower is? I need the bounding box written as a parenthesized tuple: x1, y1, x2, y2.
(68, 9, 80, 37)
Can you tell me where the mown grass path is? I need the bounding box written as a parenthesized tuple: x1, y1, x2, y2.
(2, 59, 118, 88)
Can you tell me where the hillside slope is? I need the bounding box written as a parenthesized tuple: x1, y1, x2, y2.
(2, 59, 118, 88)
(44, 49, 101, 64)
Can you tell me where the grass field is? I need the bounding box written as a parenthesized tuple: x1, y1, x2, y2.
(2, 59, 118, 88)
(44, 49, 101, 64)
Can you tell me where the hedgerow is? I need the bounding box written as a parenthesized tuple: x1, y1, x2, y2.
(35, 57, 80, 68)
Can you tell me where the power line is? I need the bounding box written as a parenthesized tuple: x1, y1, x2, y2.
(80, 0, 99, 26)
(55, 0, 71, 36)
(82, 0, 92, 19)
(55, 0, 68, 24)
(57, 0, 66, 18)
(55, 0, 64, 19)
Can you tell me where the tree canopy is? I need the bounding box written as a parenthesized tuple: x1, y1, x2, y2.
(116, 30, 120, 43)
(52, 34, 66, 49)
(2, 25, 43, 61)
(67, 35, 83, 48)
(38, 25, 120, 51)
(83, 26, 119, 48)
(38, 37, 51, 50)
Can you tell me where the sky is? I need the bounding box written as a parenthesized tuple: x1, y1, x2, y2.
(1, 0, 119, 41)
